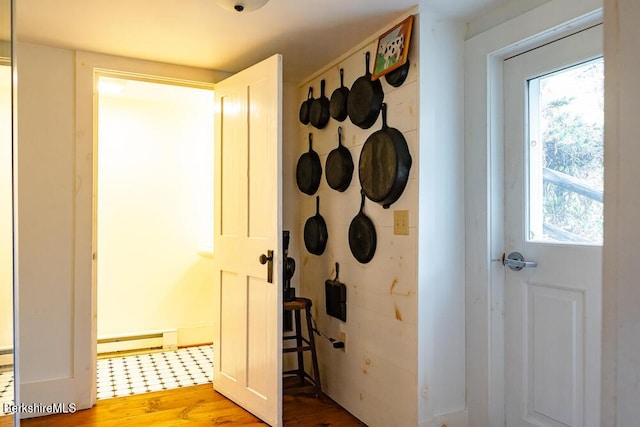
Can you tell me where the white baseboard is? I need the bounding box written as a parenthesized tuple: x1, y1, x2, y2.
(97, 325, 213, 355)
(420, 409, 469, 427)
(97, 329, 177, 354)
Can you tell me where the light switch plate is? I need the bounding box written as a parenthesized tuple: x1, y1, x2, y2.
(394, 210, 409, 235)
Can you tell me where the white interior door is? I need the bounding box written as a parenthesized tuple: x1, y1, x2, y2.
(503, 26, 603, 426)
(212, 54, 283, 426)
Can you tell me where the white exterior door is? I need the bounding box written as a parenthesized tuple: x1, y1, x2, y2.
(503, 26, 602, 426)
(212, 54, 283, 426)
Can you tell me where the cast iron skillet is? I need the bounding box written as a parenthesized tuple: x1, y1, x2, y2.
(299, 86, 314, 125)
(310, 79, 330, 129)
(359, 103, 412, 208)
(325, 126, 353, 192)
(329, 68, 349, 122)
(385, 58, 410, 88)
(304, 196, 328, 256)
(347, 51, 384, 129)
(349, 190, 377, 264)
(296, 133, 322, 195)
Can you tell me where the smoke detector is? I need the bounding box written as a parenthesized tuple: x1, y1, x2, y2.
(214, 0, 269, 12)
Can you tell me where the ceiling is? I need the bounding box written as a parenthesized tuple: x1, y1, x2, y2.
(14, 0, 505, 83)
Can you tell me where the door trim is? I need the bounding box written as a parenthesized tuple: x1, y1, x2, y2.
(463, 1, 602, 425)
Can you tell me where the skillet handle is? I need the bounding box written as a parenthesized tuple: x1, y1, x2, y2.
(316, 195, 320, 215)
(380, 103, 388, 129)
(359, 189, 366, 213)
(308, 133, 313, 151)
(337, 126, 343, 146)
(334, 262, 340, 281)
(340, 68, 345, 87)
(364, 51, 371, 76)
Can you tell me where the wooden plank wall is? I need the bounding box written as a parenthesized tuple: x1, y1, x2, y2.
(294, 19, 419, 427)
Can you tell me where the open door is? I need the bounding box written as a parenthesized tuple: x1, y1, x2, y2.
(212, 54, 283, 426)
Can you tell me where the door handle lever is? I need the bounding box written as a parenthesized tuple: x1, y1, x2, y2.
(259, 250, 274, 283)
(503, 251, 538, 271)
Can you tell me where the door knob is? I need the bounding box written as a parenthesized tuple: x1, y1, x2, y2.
(259, 252, 272, 264)
(503, 251, 538, 271)
(259, 250, 274, 283)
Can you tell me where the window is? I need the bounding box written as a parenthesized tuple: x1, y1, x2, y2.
(527, 57, 604, 244)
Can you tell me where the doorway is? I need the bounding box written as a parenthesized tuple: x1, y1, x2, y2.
(95, 75, 215, 399)
(502, 25, 603, 426)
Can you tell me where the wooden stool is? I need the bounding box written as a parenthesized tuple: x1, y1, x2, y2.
(283, 297, 322, 399)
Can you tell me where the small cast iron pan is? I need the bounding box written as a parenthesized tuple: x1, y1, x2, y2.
(299, 86, 314, 125)
(329, 68, 349, 122)
(304, 196, 328, 256)
(325, 126, 353, 192)
(385, 58, 410, 88)
(347, 51, 384, 129)
(296, 133, 322, 195)
(349, 190, 377, 264)
(310, 79, 330, 129)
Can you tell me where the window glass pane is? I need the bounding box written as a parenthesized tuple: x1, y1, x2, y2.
(528, 57, 604, 244)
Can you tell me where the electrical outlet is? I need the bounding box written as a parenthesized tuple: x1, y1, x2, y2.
(338, 331, 346, 352)
(394, 210, 409, 235)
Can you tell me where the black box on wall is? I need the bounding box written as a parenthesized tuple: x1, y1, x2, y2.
(325, 279, 347, 322)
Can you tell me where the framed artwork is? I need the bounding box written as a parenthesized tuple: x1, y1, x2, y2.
(372, 15, 414, 80)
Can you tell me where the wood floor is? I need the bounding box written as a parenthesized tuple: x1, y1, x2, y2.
(2, 383, 366, 426)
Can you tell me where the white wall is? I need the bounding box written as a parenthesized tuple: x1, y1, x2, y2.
(96, 82, 214, 346)
(416, 11, 467, 426)
(17, 43, 76, 383)
(466, 0, 551, 38)
(0, 63, 12, 351)
(601, 0, 640, 425)
(295, 10, 466, 427)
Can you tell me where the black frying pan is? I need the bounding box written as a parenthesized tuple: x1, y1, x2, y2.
(349, 190, 376, 264)
(299, 86, 314, 125)
(325, 126, 353, 192)
(330, 68, 349, 122)
(359, 103, 412, 209)
(385, 58, 410, 88)
(310, 79, 330, 129)
(304, 196, 328, 256)
(296, 133, 322, 195)
(347, 51, 384, 129)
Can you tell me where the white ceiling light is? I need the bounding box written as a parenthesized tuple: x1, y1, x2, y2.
(214, 0, 269, 12)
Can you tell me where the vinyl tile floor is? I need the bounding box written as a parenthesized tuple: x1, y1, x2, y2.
(0, 367, 13, 412)
(0, 345, 214, 415)
(97, 344, 213, 400)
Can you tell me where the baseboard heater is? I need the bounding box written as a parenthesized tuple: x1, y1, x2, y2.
(97, 329, 178, 355)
